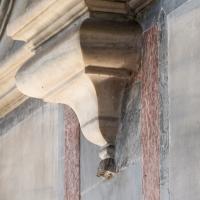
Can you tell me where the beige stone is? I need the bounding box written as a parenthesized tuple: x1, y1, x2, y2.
(0, 0, 150, 148)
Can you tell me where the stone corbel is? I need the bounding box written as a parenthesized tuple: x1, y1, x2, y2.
(6, 0, 147, 178)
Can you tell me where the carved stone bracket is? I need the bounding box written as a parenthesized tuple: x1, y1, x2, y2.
(0, 0, 152, 177)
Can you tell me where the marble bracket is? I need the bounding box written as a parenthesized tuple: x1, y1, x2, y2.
(3, 0, 150, 178)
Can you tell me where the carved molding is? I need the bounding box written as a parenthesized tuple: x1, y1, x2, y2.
(85, 0, 128, 14)
(129, 0, 153, 13)
(0, 0, 153, 177)
(0, 46, 34, 117)
(7, 0, 88, 49)
(0, 0, 14, 40)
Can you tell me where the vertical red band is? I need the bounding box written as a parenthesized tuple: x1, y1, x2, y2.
(62, 26, 160, 200)
(64, 106, 80, 200)
(141, 26, 160, 200)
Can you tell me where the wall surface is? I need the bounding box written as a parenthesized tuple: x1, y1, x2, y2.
(168, 0, 200, 199)
(81, 134, 143, 200)
(0, 100, 65, 200)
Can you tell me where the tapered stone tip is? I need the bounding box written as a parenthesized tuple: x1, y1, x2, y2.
(97, 158, 116, 180)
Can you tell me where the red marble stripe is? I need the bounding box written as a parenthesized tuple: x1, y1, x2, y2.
(140, 26, 160, 200)
(64, 106, 80, 200)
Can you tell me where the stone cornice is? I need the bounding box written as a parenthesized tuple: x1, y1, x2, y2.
(7, 0, 88, 49)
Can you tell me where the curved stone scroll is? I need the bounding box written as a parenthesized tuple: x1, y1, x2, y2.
(16, 18, 142, 145)
(6, 0, 143, 178)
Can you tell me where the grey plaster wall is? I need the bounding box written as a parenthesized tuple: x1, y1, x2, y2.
(168, 1, 200, 199)
(81, 134, 143, 200)
(0, 99, 65, 200)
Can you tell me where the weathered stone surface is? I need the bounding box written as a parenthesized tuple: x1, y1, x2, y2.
(0, 100, 65, 200)
(115, 81, 141, 170)
(158, 10, 170, 200)
(0, 99, 45, 135)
